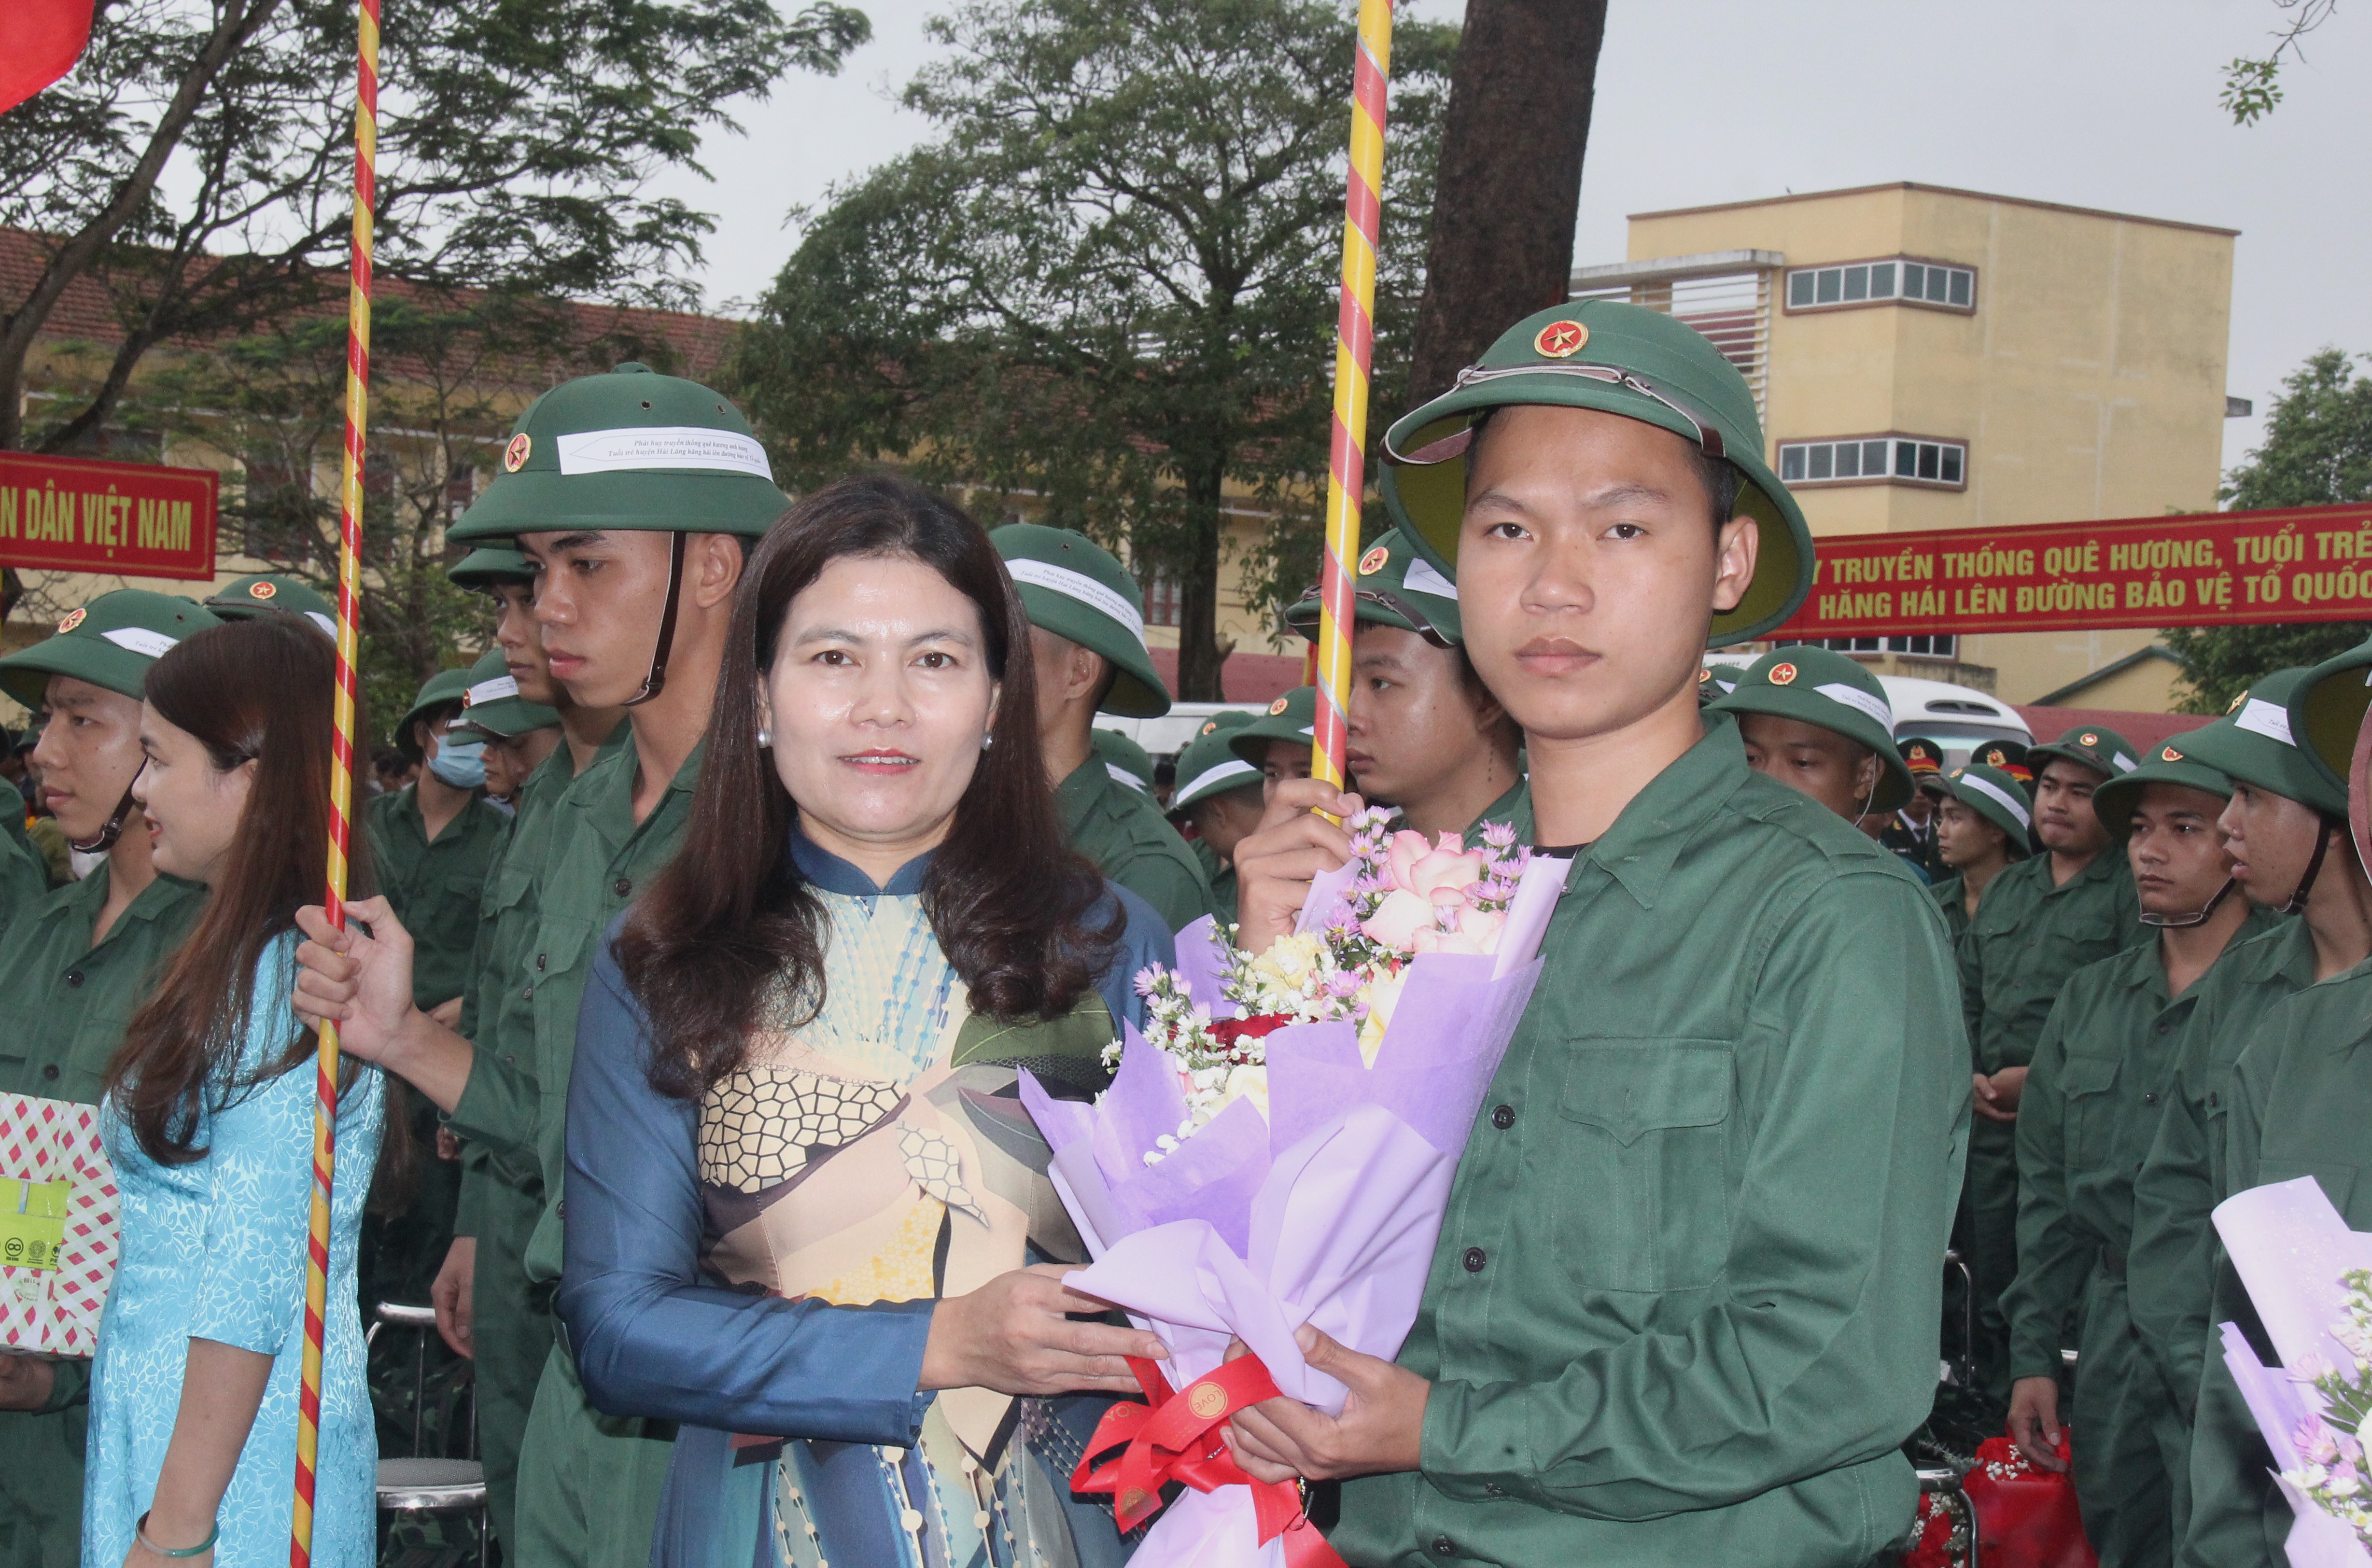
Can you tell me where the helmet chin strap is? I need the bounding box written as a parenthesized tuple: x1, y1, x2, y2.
(2279, 816, 2341, 916)
(67, 784, 140, 854)
(623, 530, 690, 709)
(2142, 874, 2237, 928)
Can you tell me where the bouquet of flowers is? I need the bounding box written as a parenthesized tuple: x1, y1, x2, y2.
(1020, 811, 1567, 1568)
(2211, 1177, 2372, 1568)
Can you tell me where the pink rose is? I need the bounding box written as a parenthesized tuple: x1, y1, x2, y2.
(1411, 905, 1508, 956)
(1365, 831, 1491, 951)
(1361, 888, 1435, 949)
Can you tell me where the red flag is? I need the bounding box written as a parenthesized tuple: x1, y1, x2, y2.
(0, 0, 96, 116)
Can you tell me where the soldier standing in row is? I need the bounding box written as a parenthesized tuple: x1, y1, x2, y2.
(1710, 646, 1918, 829)
(1166, 713, 1262, 925)
(1928, 763, 2032, 944)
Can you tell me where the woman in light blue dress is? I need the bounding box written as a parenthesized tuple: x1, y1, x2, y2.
(83, 615, 382, 1568)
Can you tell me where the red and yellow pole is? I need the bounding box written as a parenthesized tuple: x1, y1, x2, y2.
(1311, 0, 1392, 791)
(291, 0, 374, 1554)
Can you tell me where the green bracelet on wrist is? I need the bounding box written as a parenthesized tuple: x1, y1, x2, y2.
(135, 1512, 218, 1559)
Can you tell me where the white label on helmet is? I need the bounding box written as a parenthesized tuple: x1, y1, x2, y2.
(1403, 556, 1460, 601)
(2113, 751, 2136, 772)
(1956, 771, 2031, 831)
(99, 627, 177, 659)
(1814, 682, 1894, 733)
(467, 675, 520, 708)
(305, 611, 337, 638)
(2233, 699, 2295, 748)
(1106, 762, 1148, 792)
(554, 426, 773, 480)
(1178, 758, 1257, 803)
(1002, 559, 1149, 650)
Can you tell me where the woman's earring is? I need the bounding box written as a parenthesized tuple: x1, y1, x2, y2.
(757, 726, 772, 749)
(981, 731, 993, 751)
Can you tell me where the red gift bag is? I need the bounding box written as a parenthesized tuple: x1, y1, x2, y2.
(1961, 1432, 2097, 1568)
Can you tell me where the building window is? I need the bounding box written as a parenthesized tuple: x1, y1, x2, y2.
(1784, 257, 1975, 313)
(1778, 434, 1966, 489)
(1143, 573, 1183, 628)
(1795, 634, 1959, 659)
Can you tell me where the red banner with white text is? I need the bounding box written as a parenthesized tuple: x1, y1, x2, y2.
(0, 451, 219, 581)
(1773, 503, 2372, 638)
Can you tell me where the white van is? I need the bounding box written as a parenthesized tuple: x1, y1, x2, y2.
(1095, 701, 1266, 760)
(1705, 653, 2031, 768)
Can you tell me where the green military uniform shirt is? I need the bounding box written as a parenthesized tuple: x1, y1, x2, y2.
(1333, 724, 1970, 1568)
(1192, 837, 1237, 927)
(1055, 754, 1209, 931)
(2128, 917, 2315, 1419)
(2181, 959, 2372, 1568)
(365, 784, 511, 1010)
(1458, 777, 1530, 849)
(0, 811, 50, 932)
(1930, 873, 1972, 945)
(0, 866, 205, 1568)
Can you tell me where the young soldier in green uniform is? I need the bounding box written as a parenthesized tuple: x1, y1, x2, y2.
(1711, 645, 1916, 826)
(0, 591, 219, 1568)
(2122, 672, 2358, 1551)
(2171, 652, 2372, 1568)
(1279, 528, 1525, 842)
(2002, 744, 2272, 1568)
(1928, 763, 2032, 944)
(201, 571, 338, 636)
(1232, 686, 1321, 796)
(1225, 300, 1969, 1566)
(992, 522, 1211, 928)
(293, 364, 775, 1568)
(367, 667, 512, 1017)
(1166, 717, 1263, 924)
(1958, 724, 2144, 1395)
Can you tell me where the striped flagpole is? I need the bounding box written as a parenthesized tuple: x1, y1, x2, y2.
(1311, 0, 1392, 793)
(291, 0, 376, 1554)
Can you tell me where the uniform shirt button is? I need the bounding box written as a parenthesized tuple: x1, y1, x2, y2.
(1490, 1104, 1515, 1130)
(1462, 1247, 1486, 1273)
(535, 954, 547, 972)
(65, 970, 84, 987)
(2207, 1091, 2220, 1108)
(2144, 1092, 2160, 1106)
(41, 1064, 59, 1081)
(1431, 1537, 1456, 1558)
(521, 985, 534, 1001)
(613, 876, 632, 897)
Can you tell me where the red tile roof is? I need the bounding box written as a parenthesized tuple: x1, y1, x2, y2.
(2013, 704, 2215, 756)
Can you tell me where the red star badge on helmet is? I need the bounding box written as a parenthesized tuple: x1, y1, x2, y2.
(1534, 320, 1588, 360)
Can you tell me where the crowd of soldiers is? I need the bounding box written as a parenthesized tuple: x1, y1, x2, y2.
(0, 317, 2358, 1568)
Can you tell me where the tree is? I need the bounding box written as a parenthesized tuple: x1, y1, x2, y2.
(2165, 348, 2372, 712)
(1406, 0, 1605, 403)
(730, 0, 1455, 700)
(2221, 0, 2337, 124)
(0, 0, 870, 456)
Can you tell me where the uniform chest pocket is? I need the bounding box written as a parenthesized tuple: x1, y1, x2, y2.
(2256, 1159, 2359, 1216)
(2059, 1053, 2122, 1168)
(1550, 1040, 1736, 1293)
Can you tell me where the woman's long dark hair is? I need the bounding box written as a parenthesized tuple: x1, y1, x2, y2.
(616, 475, 1122, 1100)
(108, 615, 367, 1164)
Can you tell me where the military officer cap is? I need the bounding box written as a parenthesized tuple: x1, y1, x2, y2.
(1282, 528, 1462, 646)
(1168, 724, 1263, 816)
(2027, 725, 2140, 783)
(0, 590, 222, 710)
(449, 364, 788, 542)
(1933, 764, 2034, 859)
(991, 522, 1171, 718)
(449, 546, 536, 590)
(2091, 741, 2238, 843)
(1375, 299, 1815, 647)
(2160, 668, 2344, 818)
(1898, 736, 1946, 787)
(1709, 646, 1914, 811)
(2286, 639, 2372, 798)
(202, 573, 337, 637)
(1229, 686, 1319, 769)
(1972, 736, 2034, 786)
(1092, 727, 1156, 793)
(450, 647, 560, 741)
(393, 667, 477, 759)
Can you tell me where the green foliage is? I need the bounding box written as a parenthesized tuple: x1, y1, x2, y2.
(2166, 349, 2372, 713)
(2218, 0, 2337, 125)
(729, 0, 1455, 697)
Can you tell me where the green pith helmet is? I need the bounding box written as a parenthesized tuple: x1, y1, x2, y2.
(1697, 664, 1740, 706)
(1092, 727, 1155, 793)
(2288, 639, 2372, 797)
(449, 546, 535, 590)
(447, 364, 789, 543)
(2028, 725, 2142, 784)
(1168, 724, 1263, 814)
(203, 573, 337, 636)
(450, 647, 559, 740)
(1898, 736, 1946, 786)
(1972, 736, 2034, 787)
(1935, 764, 2034, 859)
(1191, 709, 1258, 739)
(1229, 686, 1319, 769)
(2176, 668, 2345, 817)
(0, 591, 223, 709)
(1283, 528, 1462, 645)
(1376, 300, 1815, 647)
(2091, 741, 2237, 843)
(991, 523, 1171, 718)
(1710, 646, 1912, 812)
(394, 667, 476, 758)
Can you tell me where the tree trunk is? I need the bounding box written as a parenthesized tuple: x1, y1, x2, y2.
(1406, 0, 1607, 404)
(1174, 453, 1227, 702)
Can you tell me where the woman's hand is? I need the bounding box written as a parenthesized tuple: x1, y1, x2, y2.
(1231, 782, 1366, 950)
(919, 1264, 1166, 1397)
(293, 896, 421, 1064)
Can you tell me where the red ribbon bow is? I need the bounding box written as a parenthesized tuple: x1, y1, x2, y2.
(1072, 1354, 1346, 1568)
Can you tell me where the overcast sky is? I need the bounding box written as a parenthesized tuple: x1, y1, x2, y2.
(651, 0, 2370, 480)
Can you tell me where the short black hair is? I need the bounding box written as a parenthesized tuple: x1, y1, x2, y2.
(1466, 407, 1741, 529)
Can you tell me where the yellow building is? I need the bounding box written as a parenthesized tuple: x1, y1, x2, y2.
(1572, 181, 2242, 709)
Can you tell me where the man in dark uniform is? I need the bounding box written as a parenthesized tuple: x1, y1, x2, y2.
(1884, 737, 1951, 879)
